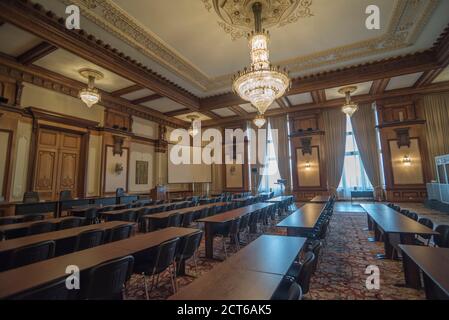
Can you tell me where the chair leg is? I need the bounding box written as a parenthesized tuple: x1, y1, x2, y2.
(142, 274, 150, 300)
(193, 251, 199, 276)
(222, 237, 228, 259)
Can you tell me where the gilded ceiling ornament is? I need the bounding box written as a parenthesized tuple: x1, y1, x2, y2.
(202, 0, 314, 40)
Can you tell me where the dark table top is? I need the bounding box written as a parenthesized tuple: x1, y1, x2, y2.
(0, 216, 84, 234)
(0, 221, 130, 254)
(361, 204, 438, 236)
(144, 202, 228, 220)
(277, 203, 326, 229)
(0, 227, 199, 299)
(310, 196, 330, 203)
(197, 203, 273, 224)
(170, 234, 305, 300)
(399, 244, 449, 296)
(266, 195, 294, 202)
(70, 203, 128, 214)
(99, 201, 190, 217)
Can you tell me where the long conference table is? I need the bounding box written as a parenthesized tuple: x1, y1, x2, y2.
(0, 221, 133, 271)
(0, 227, 200, 299)
(170, 234, 307, 300)
(276, 203, 326, 236)
(361, 204, 438, 259)
(399, 245, 449, 299)
(197, 203, 274, 259)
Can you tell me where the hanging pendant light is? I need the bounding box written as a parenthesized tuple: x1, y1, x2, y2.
(79, 68, 103, 108)
(232, 2, 290, 124)
(253, 113, 266, 128)
(339, 86, 358, 117)
(187, 115, 200, 137)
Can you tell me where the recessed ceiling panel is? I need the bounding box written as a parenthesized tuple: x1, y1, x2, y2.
(288, 93, 313, 105)
(385, 72, 424, 91)
(141, 97, 186, 113)
(121, 88, 154, 100)
(325, 81, 373, 100)
(33, 49, 135, 92)
(432, 66, 449, 84)
(175, 112, 211, 122)
(212, 108, 237, 117)
(0, 23, 42, 56)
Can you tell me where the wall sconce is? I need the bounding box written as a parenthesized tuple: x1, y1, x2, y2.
(115, 163, 124, 175)
(402, 155, 411, 166)
(305, 161, 311, 170)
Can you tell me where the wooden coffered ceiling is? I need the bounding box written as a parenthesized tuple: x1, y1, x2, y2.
(0, 0, 449, 128)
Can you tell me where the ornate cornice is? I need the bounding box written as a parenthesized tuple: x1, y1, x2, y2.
(58, 0, 439, 93)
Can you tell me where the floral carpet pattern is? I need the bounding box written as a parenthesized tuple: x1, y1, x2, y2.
(124, 205, 426, 300)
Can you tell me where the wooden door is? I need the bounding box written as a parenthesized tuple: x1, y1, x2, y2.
(34, 129, 81, 200)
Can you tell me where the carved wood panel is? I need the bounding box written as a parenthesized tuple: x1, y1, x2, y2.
(34, 129, 81, 200)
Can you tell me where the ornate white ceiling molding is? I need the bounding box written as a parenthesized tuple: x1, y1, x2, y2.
(58, 0, 439, 94)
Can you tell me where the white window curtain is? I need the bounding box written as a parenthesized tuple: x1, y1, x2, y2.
(258, 121, 282, 195)
(338, 116, 373, 199)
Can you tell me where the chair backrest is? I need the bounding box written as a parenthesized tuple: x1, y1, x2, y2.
(177, 231, 203, 261)
(13, 278, 74, 300)
(83, 208, 98, 220)
(153, 238, 180, 274)
(296, 252, 316, 294)
(400, 209, 410, 216)
(168, 213, 182, 227)
(58, 217, 84, 230)
(109, 224, 133, 242)
(22, 214, 44, 222)
(116, 188, 125, 197)
(0, 217, 18, 225)
(74, 229, 104, 251)
(59, 190, 72, 201)
(28, 221, 55, 235)
(418, 218, 434, 240)
(229, 218, 241, 235)
(408, 212, 418, 221)
(287, 281, 303, 300)
(239, 213, 250, 231)
(207, 206, 217, 217)
(434, 225, 449, 248)
(84, 255, 134, 300)
(182, 211, 195, 227)
(9, 240, 56, 269)
(23, 192, 40, 203)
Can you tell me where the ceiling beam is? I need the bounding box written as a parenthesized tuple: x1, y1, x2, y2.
(132, 94, 162, 105)
(0, 0, 200, 110)
(111, 84, 142, 97)
(310, 90, 326, 104)
(276, 98, 288, 109)
(17, 41, 57, 65)
(414, 69, 444, 88)
(0, 54, 187, 128)
(163, 108, 191, 117)
(284, 96, 293, 108)
(203, 80, 449, 127)
(370, 78, 390, 95)
(229, 106, 248, 117)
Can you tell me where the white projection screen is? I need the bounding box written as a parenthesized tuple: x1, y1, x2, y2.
(167, 144, 212, 183)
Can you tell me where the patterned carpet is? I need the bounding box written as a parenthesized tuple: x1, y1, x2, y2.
(124, 205, 426, 300)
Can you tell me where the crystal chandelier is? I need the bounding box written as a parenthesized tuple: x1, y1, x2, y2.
(339, 86, 359, 117)
(187, 115, 200, 137)
(79, 69, 103, 108)
(232, 2, 290, 126)
(253, 113, 266, 128)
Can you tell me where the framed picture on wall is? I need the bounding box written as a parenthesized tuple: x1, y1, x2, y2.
(135, 160, 149, 185)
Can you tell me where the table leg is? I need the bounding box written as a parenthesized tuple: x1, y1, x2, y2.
(401, 251, 421, 289)
(204, 222, 214, 259)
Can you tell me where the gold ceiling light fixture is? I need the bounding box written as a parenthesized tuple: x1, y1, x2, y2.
(338, 86, 359, 117)
(232, 2, 290, 128)
(79, 68, 103, 108)
(253, 113, 266, 128)
(186, 115, 200, 137)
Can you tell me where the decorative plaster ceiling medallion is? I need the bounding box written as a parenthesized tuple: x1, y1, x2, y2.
(203, 0, 313, 40)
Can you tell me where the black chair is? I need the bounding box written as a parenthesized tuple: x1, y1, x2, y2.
(83, 255, 134, 300)
(58, 217, 83, 230)
(407, 212, 419, 221)
(287, 252, 316, 296)
(168, 213, 182, 227)
(272, 277, 303, 300)
(108, 224, 133, 242)
(214, 220, 233, 259)
(59, 190, 72, 201)
(22, 192, 39, 203)
(12, 278, 74, 300)
(22, 214, 44, 222)
(417, 218, 434, 245)
(0, 217, 18, 225)
(238, 213, 250, 244)
(82, 208, 99, 225)
(9, 241, 55, 269)
(400, 209, 410, 216)
(134, 238, 180, 299)
(116, 188, 126, 197)
(175, 231, 203, 276)
(304, 240, 322, 273)
(27, 221, 55, 235)
(434, 225, 449, 248)
(229, 218, 241, 252)
(182, 211, 195, 228)
(74, 229, 104, 251)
